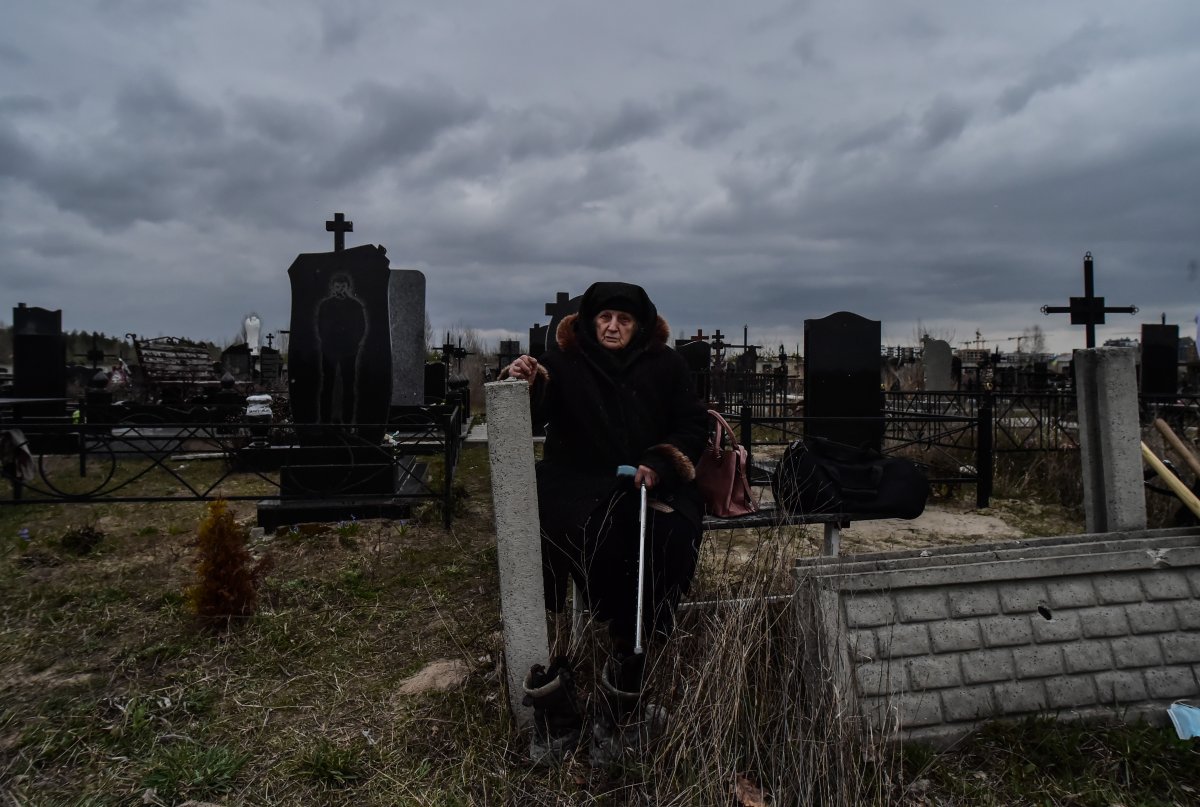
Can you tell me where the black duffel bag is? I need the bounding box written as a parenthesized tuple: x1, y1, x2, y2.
(772, 437, 930, 519)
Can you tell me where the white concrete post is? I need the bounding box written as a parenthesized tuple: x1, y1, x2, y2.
(1074, 347, 1147, 533)
(484, 379, 548, 727)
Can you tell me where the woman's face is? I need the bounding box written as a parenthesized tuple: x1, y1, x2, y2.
(594, 309, 637, 350)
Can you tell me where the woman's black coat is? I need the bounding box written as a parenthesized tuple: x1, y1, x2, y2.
(517, 312, 709, 542)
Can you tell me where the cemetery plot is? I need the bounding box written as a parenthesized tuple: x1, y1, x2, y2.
(3, 418, 463, 526)
(133, 336, 219, 398)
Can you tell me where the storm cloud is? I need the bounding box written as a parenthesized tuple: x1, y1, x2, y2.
(1, 0, 1198, 355)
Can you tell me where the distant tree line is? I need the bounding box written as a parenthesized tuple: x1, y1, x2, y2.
(0, 325, 221, 367)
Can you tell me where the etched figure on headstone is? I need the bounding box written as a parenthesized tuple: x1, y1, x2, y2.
(316, 273, 368, 423)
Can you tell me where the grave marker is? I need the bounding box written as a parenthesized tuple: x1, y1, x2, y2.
(921, 337, 954, 391)
(1041, 252, 1138, 348)
(325, 212, 353, 252)
(1141, 324, 1179, 398)
(287, 244, 392, 428)
(388, 269, 427, 406)
(804, 311, 884, 450)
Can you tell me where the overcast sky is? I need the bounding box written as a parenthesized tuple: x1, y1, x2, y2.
(3, 1, 1198, 356)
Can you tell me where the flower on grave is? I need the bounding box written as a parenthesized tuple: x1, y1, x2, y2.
(17, 528, 30, 542)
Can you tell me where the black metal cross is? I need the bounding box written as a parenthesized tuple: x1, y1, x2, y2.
(1041, 252, 1138, 348)
(688, 328, 707, 342)
(265, 333, 275, 349)
(545, 292, 575, 319)
(325, 212, 353, 252)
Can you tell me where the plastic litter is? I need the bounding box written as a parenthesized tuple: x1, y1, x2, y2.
(1168, 701, 1200, 739)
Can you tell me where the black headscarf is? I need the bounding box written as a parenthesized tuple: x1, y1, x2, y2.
(575, 281, 658, 373)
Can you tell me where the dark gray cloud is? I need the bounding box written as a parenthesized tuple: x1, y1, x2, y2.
(918, 96, 971, 150)
(0, 2, 1196, 353)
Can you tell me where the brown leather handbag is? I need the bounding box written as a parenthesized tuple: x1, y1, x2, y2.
(694, 410, 757, 517)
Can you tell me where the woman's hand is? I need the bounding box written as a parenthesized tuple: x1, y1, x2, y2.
(634, 465, 659, 489)
(506, 355, 538, 381)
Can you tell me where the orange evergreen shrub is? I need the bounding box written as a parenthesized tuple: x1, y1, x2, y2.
(186, 500, 272, 627)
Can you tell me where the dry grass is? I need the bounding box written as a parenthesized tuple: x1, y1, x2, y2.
(1, 439, 1196, 805)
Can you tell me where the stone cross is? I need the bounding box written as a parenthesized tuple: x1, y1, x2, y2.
(1041, 252, 1138, 348)
(325, 212, 353, 252)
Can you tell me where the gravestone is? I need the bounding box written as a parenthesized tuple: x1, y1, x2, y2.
(389, 269, 427, 406)
(921, 337, 953, 391)
(259, 242, 411, 530)
(221, 343, 253, 381)
(287, 244, 392, 428)
(258, 346, 283, 385)
(425, 361, 448, 404)
(498, 340, 521, 372)
(1141, 324, 1179, 398)
(804, 312, 884, 450)
(676, 339, 713, 403)
(529, 292, 580, 360)
(12, 303, 66, 402)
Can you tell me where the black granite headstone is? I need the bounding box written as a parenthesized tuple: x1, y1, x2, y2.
(424, 361, 448, 404)
(287, 245, 392, 427)
(803, 311, 883, 450)
(676, 339, 712, 403)
(1141, 324, 1179, 397)
(498, 340, 521, 370)
(529, 292, 581, 360)
(12, 303, 66, 401)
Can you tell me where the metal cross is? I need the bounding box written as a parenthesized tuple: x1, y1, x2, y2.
(325, 212, 353, 252)
(1041, 252, 1138, 348)
(545, 291, 575, 319)
(688, 328, 707, 342)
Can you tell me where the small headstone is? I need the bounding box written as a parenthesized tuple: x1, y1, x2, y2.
(804, 311, 884, 450)
(287, 244, 392, 427)
(258, 346, 283, 385)
(425, 360, 448, 404)
(388, 269, 427, 406)
(498, 340, 522, 370)
(1141, 324, 1179, 398)
(221, 343, 253, 381)
(676, 340, 712, 402)
(921, 337, 954, 391)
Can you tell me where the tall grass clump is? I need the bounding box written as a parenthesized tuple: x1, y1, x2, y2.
(583, 526, 900, 806)
(185, 500, 272, 628)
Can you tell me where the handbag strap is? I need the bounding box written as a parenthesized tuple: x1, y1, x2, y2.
(706, 409, 741, 450)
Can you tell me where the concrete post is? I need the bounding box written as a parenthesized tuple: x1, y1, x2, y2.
(484, 379, 548, 727)
(1074, 347, 1147, 533)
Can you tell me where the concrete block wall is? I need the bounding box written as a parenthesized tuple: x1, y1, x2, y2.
(795, 527, 1200, 745)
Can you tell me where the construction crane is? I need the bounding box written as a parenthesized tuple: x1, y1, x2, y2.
(959, 330, 987, 350)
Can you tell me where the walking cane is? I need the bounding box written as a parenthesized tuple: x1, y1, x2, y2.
(635, 480, 648, 656)
(616, 465, 649, 657)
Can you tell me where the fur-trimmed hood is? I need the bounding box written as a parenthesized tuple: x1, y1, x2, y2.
(555, 312, 671, 352)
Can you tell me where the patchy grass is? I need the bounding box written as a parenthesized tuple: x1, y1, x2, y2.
(0, 443, 1194, 804)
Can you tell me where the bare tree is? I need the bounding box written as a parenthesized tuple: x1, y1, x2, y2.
(1020, 324, 1047, 355)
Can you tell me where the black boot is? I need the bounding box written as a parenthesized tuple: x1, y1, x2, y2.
(590, 653, 665, 767)
(522, 657, 583, 765)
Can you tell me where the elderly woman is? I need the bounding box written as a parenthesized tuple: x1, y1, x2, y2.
(503, 281, 708, 764)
